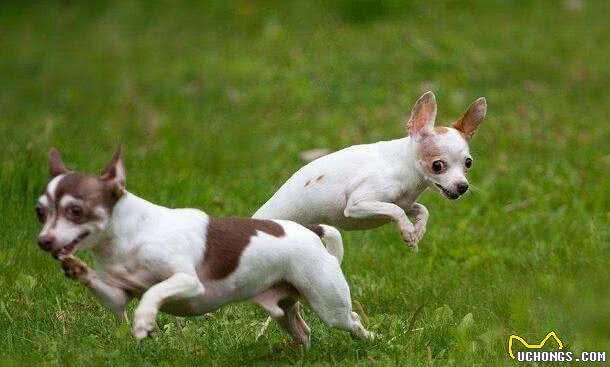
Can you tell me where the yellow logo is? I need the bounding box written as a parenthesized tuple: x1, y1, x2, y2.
(508, 331, 564, 359)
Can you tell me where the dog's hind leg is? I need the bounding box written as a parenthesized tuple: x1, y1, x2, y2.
(252, 282, 311, 349)
(295, 262, 373, 341)
(275, 299, 311, 349)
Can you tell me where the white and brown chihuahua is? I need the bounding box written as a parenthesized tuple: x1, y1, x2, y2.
(254, 91, 486, 251)
(35, 148, 372, 348)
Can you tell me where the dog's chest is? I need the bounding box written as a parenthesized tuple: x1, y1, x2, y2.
(101, 262, 167, 294)
(393, 190, 422, 210)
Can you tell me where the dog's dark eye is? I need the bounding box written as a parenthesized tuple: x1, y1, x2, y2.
(66, 205, 84, 221)
(35, 205, 46, 223)
(432, 160, 445, 174)
(465, 158, 473, 169)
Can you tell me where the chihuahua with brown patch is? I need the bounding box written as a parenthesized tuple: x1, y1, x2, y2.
(254, 91, 486, 251)
(35, 148, 372, 348)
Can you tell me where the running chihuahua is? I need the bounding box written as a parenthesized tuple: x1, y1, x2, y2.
(35, 148, 372, 348)
(254, 92, 486, 251)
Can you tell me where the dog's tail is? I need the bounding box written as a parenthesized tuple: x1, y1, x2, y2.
(306, 224, 344, 264)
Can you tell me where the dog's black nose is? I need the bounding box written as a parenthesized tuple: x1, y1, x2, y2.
(456, 182, 469, 194)
(37, 235, 54, 251)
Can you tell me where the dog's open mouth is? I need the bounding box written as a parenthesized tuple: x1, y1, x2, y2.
(53, 231, 90, 259)
(435, 184, 460, 200)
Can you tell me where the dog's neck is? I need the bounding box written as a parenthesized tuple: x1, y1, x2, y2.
(378, 136, 429, 194)
(91, 192, 165, 261)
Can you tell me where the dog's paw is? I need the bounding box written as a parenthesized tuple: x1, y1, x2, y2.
(133, 309, 157, 341)
(61, 256, 88, 280)
(133, 324, 153, 341)
(366, 330, 378, 342)
(399, 223, 420, 251)
(413, 221, 427, 243)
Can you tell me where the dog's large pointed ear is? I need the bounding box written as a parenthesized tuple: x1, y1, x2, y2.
(48, 148, 68, 177)
(453, 97, 486, 141)
(100, 145, 126, 196)
(407, 91, 437, 139)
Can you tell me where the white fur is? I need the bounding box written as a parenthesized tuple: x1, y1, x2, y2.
(57, 192, 370, 344)
(38, 174, 64, 239)
(254, 136, 430, 250)
(45, 174, 64, 198)
(39, 190, 109, 252)
(416, 129, 471, 191)
(254, 92, 485, 251)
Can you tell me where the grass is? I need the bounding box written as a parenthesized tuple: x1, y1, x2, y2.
(1, 1, 609, 365)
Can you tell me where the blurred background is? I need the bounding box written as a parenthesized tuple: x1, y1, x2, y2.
(0, 1, 608, 365)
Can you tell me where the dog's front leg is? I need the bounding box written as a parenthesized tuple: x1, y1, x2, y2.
(406, 202, 429, 245)
(61, 256, 129, 321)
(344, 198, 419, 250)
(133, 273, 205, 340)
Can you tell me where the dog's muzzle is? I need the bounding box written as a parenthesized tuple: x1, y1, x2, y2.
(435, 184, 461, 200)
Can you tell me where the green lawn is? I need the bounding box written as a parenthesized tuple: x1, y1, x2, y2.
(1, 1, 609, 366)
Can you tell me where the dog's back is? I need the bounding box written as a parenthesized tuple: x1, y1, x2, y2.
(254, 139, 409, 228)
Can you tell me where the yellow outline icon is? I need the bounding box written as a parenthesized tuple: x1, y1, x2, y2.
(508, 331, 564, 359)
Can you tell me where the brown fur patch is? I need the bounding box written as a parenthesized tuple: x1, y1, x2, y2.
(304, 180, 311, 187)
(52, 173, 119, 220)
(305, 224, 325, 238)
(434, 126, 449, 135)
(316, 175, 324, 182)
(202, 217, 285, 279)
(416, 138, 442, 172)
